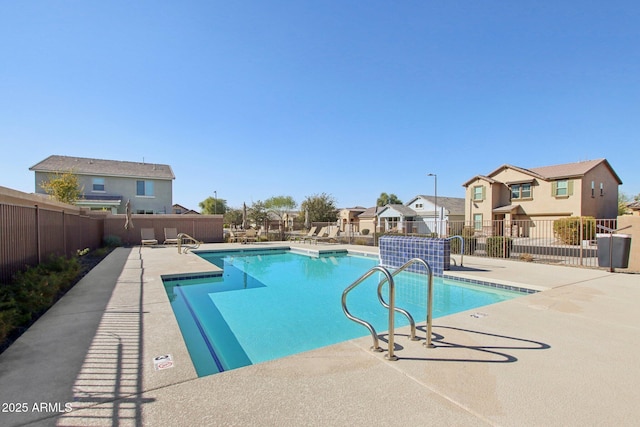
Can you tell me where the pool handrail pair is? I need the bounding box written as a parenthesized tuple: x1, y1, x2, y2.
(446, 235, 464, 267)
(341, 257, 435, 361)
(177, 233, 202, 254)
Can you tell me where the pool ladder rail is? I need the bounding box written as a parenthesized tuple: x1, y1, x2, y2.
(177, 233, 202, 254)
(446, 235, 464, 267)
(341, 258, 435, 361)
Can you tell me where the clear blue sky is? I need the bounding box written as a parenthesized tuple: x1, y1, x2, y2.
(2, 1, 638, 211)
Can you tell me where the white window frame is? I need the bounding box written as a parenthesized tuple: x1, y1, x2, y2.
(136, 180, 154, 197)
(473, 213, 483, 231)
(92, 177, 105, 192)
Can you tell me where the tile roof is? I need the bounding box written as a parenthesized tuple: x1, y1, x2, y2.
(29, 155, 175, 180)
(527, 159, 617, 181)
(464, 159, 622, 186)
(378, 204, 417, 217)
(416, 195, 466, 215)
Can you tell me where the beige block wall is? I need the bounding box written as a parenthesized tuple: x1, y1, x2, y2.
(617, 215, 640, 273)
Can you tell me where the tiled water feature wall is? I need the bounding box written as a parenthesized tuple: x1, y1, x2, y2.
(379, 236, 450, 276)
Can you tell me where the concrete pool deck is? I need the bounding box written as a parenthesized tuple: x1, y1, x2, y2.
(1, 242, 639, 426)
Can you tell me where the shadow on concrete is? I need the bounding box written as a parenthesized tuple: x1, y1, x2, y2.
(55, 247, 155, 426)
(378, 324, 550, 364)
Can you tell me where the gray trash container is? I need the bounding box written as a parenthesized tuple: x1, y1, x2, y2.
(597, 234, 631, 268)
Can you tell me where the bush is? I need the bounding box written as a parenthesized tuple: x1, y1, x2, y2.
(450, 226, 477, 255)
(486, 236, 513, 258)
(553, 216, 596, 245)
(104, 235, 123, 247)
(0, 255, 80, 347)
(361, 229, 370, 235)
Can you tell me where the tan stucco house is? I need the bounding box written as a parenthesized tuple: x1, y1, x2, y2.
(462, 159, 622, 235)
(30, 155, 175, 214)
(338, 206, 367, 232)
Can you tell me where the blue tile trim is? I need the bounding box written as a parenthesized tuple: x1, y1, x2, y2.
(162, 272, 222, 282)
(379, 236, 451, 276)
(442, 275, 538, 294)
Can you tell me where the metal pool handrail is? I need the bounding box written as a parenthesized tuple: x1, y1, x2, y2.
(376, 258, 435, 348)
(446, 235, 464, 267)
(341, 266, 398, 360)
(177, 233, 202, 254)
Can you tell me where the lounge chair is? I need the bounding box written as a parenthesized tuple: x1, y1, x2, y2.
(163, 228, 180, 245)
(141, 228, 158, 246)
(242, 228, 258, 244)
(305, 226, 326, 244)
(293, 226, 317, 242)
(314, 227, 339, 244)
(228, 230, 241, 243)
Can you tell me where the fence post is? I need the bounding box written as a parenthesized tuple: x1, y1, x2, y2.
(579, 216, 584, 266)
(35, 204, 42, 264)
(63, 210, 67, 256)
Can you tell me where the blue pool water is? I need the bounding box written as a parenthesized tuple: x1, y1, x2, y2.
(163, 249, 525, 377)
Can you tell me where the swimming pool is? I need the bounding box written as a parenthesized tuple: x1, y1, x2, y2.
(162, 249, 526, 377)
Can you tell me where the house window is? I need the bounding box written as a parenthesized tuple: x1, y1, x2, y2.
(555, 180, 568, 196)
(511, 183, 531, 200)
(92, 178, 105, 192)
(473, 186, 484, 201)
(600, 183, 604, 196)
(136, 180, 154, 196)
(473, 213, 483, 231)
(511, 185, 520, 200)
(415, 203, 423, 209)
(591, 181, 595, 197)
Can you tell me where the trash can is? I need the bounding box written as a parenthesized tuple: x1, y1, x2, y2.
(597, 234, 632, 268)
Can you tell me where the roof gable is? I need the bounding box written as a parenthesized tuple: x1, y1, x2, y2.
(378, 204, 417, 217)
(30, 155, 175, 180)
(528, 159, 622, 184)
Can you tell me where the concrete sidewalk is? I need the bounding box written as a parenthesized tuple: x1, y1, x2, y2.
(0, 243, 638, 426)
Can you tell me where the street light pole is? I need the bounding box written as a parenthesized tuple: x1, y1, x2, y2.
(214, 190, 217, 215)
(427, 173, 438, 237)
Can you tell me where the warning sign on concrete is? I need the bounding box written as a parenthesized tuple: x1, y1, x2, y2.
(153, 354, 175, 370)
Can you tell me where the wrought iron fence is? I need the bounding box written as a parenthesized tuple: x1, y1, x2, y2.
(287, 218, 619, 268)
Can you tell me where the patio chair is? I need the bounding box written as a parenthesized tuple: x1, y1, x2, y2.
(304, 226, 326, 244)
(228, 230, 241, 243)
(242, 228, 258, 244)
(293, 226, 317, 242)
(314, 227, 339, 244)
(141, 228, 158, 246)
(163, 228, 180, 245)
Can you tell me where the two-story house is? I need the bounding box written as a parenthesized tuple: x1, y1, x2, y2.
(30, 155, 175, 214)
(462, 159, 622, 236)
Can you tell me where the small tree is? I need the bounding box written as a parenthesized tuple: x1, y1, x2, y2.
(265, 196, 297, 238)
(199, 197, 228, 215)
(300, 193, 338, 223)
(376, 192, 402, 206)
(224, 208, 243, 228)
(40, 170, 83, 204)
(249, 200, 269, 229)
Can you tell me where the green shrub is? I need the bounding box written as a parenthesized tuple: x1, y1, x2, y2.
(103, 235, 122, 247)
(0, 255, 80, 346)
(553, 216, 596, 245)
(361, 229, 370, 235)
(486, 236, 513, 258)
(450, 226, 477, 255)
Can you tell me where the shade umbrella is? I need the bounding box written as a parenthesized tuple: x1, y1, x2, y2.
(124, 199, 134, 230)
(304, 208, 310, 229)
(242, 202, 247, 230)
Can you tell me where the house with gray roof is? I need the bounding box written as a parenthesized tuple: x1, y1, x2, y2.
(376, 195, 466, 235)
(30, 155, 175, 214)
